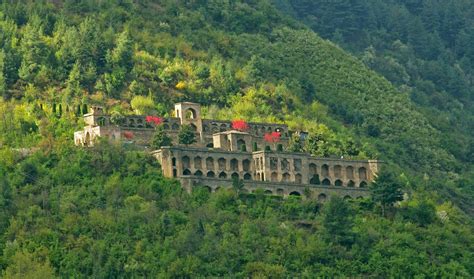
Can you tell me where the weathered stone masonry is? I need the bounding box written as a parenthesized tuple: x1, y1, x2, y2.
(75, 102, 381, 200)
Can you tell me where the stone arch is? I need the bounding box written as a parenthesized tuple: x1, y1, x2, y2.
(172, 123, 180, 130)
(185, 108, 196, 119)
(231, 172, 239, 179)
(309, 163, 317, 175)
(242, 159, 251, 171)
(136, 118, 144, 128)
(359, 181, 368, 188)
(237, 139, 246, 151)
(214, 187, 221, 192)
(359, 167, 367, 180)
(230, 159, 239, 171)
(310, 174, 320, 185)
(220, 123, 227, 132)
(281, 159, 289, 171)
(244, 173, 252, 180)
(172, 157, 176, 167)
(163, 124, 170, 130)
(289, 191, 301, 196)
(206, 157, 214, 170)
(321, 164, 329, 177)
(264, 189, 273, 195)
(295, 173, 302, 184)
(218, 172, 227, 179)
(203, 124, 209, 132)
(322, 178, 331, 186)
(183, 169, 191, 175)
(128, 118, 135, 127)
(335, 179, 343, 186)
(218, 158, 226, 170)
(346, 166, 354, 179)
(344, 195, 352, 200)
(194, 170, 203, 176)
(203, 185, 212, 192)
(282, 173, 290, 182)
(194, 156, 202, 169)
(276, 188, 285, 195)
(206, 171, 215, 178)
(347, 180, 355, 187)
(211, 123, 219, 132)
(182, 156, 190, 169)
(334, 165, 342, 178)
(318, 193, 327, 202)
(271, 172, 278, 182)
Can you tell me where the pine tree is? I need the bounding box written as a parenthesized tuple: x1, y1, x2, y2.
(370, 169, 404, 217)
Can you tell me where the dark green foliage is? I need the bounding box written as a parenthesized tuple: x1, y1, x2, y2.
(322, 196, 354, 247)
(178, 124, 196, 146)
(370, 169, 404, 216)
(151, 126, 172, 149)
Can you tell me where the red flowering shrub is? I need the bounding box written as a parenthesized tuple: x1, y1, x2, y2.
(232, 119, 249, 131)
(264, 131, 281, 143)
(146, 116, 163, 126)
(123, 131, 134, 139)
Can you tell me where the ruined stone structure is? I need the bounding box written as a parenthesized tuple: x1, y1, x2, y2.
(75, 102, 381, 200)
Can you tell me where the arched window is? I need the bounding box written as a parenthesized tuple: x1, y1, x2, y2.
(128, 119, 135, 127)
(309, 163, 317, 175)
(359, 167, 367, 180)
(347, 180, 355, 187)
(185, 108, 196, 119)
(322, 178, 331, 186)
(244, 173, 252, 180)
(318, 193, 327, 202)
(289, 191, 301, 196)
(172, 157, 176, 167)
(163, 124, 170, 130)
(231, 172, 239, 179)
(344, 195, 352, 200)
(242, 159, 251, 172)
(194, 156, 202, 169)
(203, 186, 212, 192)
(218, 172, 227, 179)
(321, 164, 329, 177)
(295, 173, 302, 184)
(310, 174, 320, 185)
(85, 132, 91, 146)
(346, 166, 354, 179)
(203, 124, 209, 132)
(206, 157, 214, 170)
(335, 179, 343, 186)
(212, 123, 219, 132)
(276, 189, 285, 195)
(206, 143, 214, 148)
(172, 169, 177, 177)
(183, 169, 191, 175)
(237, 139, 246, 151)
(218, 158, 226, 170)
(230, 159, 239, 171)
(220, 123, 227, 132)
(334, 165, 342, 178)
(282, 173, 290, 182)
(257, 173, 261, 181)
(194, 170, 203, 176)
(172, 123, 180, 130)
(182, 156, 190, 169)
(359, 181, 367, 188)
(271, 172, 278, 182)
(207, 171, 215, 178)
(264, 190, 273, 195)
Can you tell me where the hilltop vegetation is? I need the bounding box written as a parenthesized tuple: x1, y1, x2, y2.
(0, 1, 473, 277)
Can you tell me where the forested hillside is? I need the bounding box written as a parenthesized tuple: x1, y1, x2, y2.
(0, 1, 473, 277)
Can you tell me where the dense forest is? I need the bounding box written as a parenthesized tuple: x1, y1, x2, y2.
(0, 0, 473, 277)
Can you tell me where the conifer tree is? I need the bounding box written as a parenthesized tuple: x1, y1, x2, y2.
(178, 124, 196, 146)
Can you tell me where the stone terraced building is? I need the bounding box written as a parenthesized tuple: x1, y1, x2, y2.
(75, 102, 381, 200)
